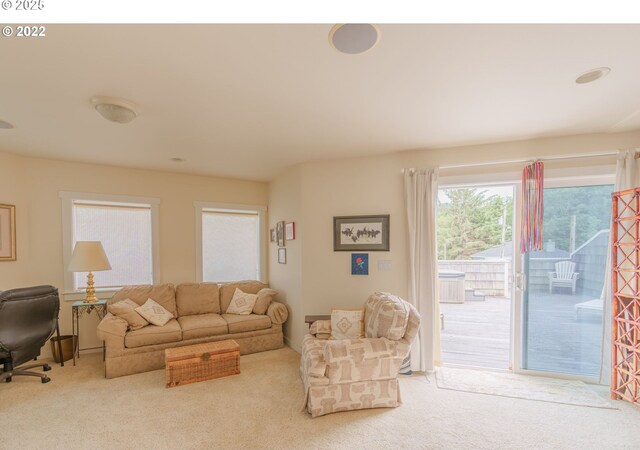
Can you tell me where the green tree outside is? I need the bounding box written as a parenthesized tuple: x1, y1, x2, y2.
(437, 185, 613, 260)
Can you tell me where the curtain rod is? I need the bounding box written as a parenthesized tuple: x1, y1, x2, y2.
(401, 150, 623, 173)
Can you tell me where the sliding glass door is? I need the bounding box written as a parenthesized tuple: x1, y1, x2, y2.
(520, 183, 612, 378)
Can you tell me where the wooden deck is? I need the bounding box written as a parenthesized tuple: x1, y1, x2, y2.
(440, 292, 602, 376)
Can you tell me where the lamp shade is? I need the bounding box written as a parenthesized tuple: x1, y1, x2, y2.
(68, 241, 112, 272)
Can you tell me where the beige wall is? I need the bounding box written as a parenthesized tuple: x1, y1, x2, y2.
(270, 130, 640, 351)
(267, 166, 304, 350)
(0, 151, 268, 354)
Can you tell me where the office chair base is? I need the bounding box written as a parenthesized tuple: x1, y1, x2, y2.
(1, 362, 53, 383)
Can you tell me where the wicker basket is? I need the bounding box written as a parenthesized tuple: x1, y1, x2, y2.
(165, 340, 240, 388)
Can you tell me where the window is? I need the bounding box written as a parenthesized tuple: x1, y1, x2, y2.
(61, 192, 160, 292)
(195, 202, 266, 282)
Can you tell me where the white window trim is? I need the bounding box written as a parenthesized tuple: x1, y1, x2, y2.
(60, 191, 161, 297)
(194, 201, 267, 283)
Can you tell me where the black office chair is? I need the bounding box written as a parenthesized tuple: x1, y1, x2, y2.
(0, 285, 62, 383)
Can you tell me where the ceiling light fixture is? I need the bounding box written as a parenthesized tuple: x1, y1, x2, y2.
(329, 24, 379, 54)
(575, 67, 611, 84)
(0, 120, 14, 129)
(90, 96, 138, 124)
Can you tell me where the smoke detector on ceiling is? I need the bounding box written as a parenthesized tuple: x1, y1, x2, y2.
(329, 24, 379, 54)
(91, 96, 138, 124)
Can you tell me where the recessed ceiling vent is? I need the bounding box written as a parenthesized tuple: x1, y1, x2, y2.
(575, 67, 611, 84)
(329, 24, 379, 54)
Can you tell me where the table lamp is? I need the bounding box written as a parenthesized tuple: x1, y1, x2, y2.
(68, 241, 112, 303)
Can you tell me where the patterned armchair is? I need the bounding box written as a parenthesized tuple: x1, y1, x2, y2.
(300, 292, 420, 417)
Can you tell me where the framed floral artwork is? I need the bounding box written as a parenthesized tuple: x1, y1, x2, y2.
(333, 214, 389, 251)
(351, 253, 368, 275)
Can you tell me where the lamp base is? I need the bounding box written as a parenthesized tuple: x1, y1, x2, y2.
(84, 271, 99, 303)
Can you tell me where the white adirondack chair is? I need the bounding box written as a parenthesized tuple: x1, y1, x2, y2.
(548, 261, 579, 294)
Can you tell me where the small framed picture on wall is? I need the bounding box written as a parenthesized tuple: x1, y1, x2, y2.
(0, 204, 16, 261)
(278, 247, 287, 264)
(270, 228, 276, 243)
(285, 222, 295, 240)
(276, 221, 285, 247)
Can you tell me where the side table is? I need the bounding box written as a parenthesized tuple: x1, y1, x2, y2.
(72, 300, 107, 366)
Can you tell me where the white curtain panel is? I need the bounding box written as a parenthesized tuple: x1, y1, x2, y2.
(600, 149, 640, 385)
(403, 168, 440, 372)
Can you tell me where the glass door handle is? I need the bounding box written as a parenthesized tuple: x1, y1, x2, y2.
(515, 273, 527, 291)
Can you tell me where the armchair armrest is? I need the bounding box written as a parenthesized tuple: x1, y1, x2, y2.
(267, 301, 289, 324)
(572, 273, 580, 280)
(323, 338, 409, 384)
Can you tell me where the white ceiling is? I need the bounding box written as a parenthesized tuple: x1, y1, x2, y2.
(1, 24, 640, 181)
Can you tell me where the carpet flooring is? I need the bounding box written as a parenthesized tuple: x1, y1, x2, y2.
(435, 367, 615, 409)
(1, 347, 639, 450)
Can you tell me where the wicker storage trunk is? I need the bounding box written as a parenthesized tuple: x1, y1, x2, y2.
(165, 339, 240, 388)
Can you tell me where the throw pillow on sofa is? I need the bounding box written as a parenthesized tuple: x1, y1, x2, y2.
(135, 298, 174, 326)
(108, 298, 149, 331)
(330, 309, 364, 340)
(252, 288, 278, 315)
(226, 288, 258, 315)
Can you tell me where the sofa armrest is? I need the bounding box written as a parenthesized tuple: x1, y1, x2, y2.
(323, 338, 409, 384)
(267, 301, 288, 324)
(96, 313, 128, 351)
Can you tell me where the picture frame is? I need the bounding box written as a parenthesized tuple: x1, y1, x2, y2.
(0, 204, 16, 261)
(270, 228, 276, 243)
(351, 253, 369, 275)
(285, 222, 295, 240)
(276, 221, 285, 247)
(278, 247, 286, 264)
(333, 214, 390, 251)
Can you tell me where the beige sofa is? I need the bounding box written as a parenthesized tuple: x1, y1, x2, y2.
(97, 281, 288, 378)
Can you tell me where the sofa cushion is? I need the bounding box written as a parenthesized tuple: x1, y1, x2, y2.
(222, 313, 271, 333)
(135, 299, 174, 326)
(364, 292, 410, 341)
(111, 284, 177, 317)
(330, 309, 364, 340)
(219, 281, 268, 313)
(177, 313, 228, 340)
(253, 288, 278, 315)
(226, 288, 258, 315)
(176, 283, 220, 316)
(124, 319, 181, 348)
(108, 299, 149, 331)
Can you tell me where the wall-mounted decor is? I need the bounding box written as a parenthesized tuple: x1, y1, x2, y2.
(276, 221, 285, 247)
(285, 222, 296, 240)
(270, 228, 276, 243)
(278, 247, 286, 264)
(0, 204, 16, 261)
(351, 253, 369, 275)
(333, 214, 390, 251)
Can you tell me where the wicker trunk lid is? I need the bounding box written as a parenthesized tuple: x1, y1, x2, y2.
(165, 339, 240, 388)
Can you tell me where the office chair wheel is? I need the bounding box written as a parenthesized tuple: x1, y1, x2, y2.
(5, 376, 11, 382)
(41, 376, 50, 383)
(43, 364, 51, 371)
